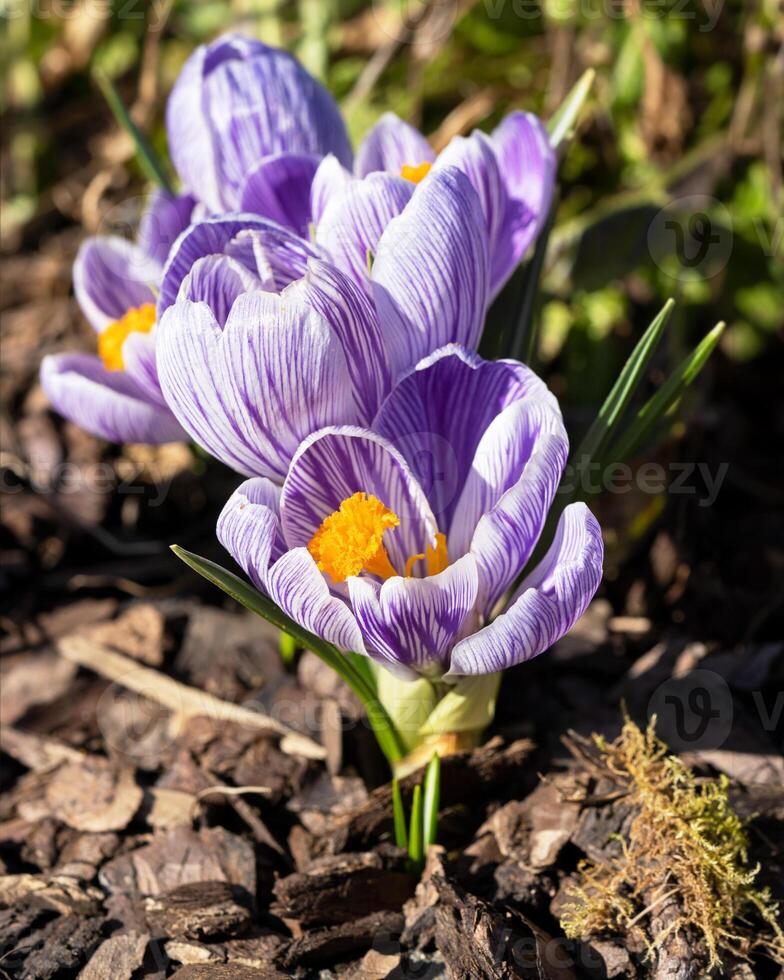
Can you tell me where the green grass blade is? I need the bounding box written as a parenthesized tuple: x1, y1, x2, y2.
(93, 69, 174, 194)
(574, 298, 676, 466)
(408, 784, 424, 872)
(392, 779, 408, 850)
(422, 752, 441, 850)
(547, 68, 595, 150)
(608, 322, 725, 463)
(171, 545, 406, 764)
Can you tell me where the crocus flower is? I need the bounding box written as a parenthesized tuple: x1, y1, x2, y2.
(216, 345, 603, 678)
(167, 32, 352, 223)
(313, 110, 556, 298)
(156, 167, 490, 480)
(40, 191, 194, 444)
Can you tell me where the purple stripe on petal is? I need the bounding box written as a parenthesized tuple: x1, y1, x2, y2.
(74, 237, 159, 333)
(168, 34, 352, 212)
(489, 111, 556, 289)
(157, 292, 357, 481)
(177, 254, 264, 327)
(458, 419, 569, 616)
(311, 154, 354, 226)
(374, 345, 554, 531)
(121, 329, 165, 405)
(280, 426, 437, 576)
(448, 503, 603, 676)
(284, 260, 391, 423)
(370, 167, 489, 381)
(159, 214, 322, 313)
(240, 152, 320, 236)
(267, 547, 367, 654)
(355, 112, 435, 177)
(137, 190, 197, 267)
(217, 477, 284, 591)
(348, 553, 478, 673)
(40, 353, 185, 445)
(316, 173, 414, 288)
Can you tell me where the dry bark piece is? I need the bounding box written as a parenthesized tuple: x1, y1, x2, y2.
(0, 652, 76, 725)
(77, 929, 149, 980)
(99, 825, 256, 900)
(432, 873, 577, 980)
(170, 966, 288, 980)
(272, 851, 415, 927)
(277, 910, 404, 970)
(163, 927, 286, 968)
(57, 635, 325, 760)
(0, 726, 85, 772)
(0, 873, 103, 915)
(83, 603, 165, 665)
(14, 912, 104, 979)
(144, 880, 252, 940)
(44, 760, 143, 832)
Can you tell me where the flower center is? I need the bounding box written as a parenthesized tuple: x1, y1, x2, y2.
(307, 491, 448, 583)
(98, 303, 156, 371)
(400, 161, 433, 184)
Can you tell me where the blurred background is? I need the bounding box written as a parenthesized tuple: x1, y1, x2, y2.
(1, 1, 782, 650)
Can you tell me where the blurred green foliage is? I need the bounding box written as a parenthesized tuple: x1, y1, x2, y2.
(1, 0, 781, 413)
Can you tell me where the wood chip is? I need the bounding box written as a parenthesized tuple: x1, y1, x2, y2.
(57, 635, 326, 760)
(44, 760, 143, 832)
(144, 881, 251, 940)
(83, 603, 165, 665)
(78, 930, 149, 980)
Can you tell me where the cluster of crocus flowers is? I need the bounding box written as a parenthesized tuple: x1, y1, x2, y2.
(39, 30, 603, 731)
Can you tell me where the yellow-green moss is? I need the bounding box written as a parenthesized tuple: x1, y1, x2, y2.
(560, 716, 784, 969)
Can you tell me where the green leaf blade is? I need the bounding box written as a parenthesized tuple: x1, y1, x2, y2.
(408, 784, 424, 872)
(171, 545, 406, 765)
(547, 68, 596, 150)
(422, 752, 441, 851)
(392, 779, 408, 850)
(609, 321, 725, 463)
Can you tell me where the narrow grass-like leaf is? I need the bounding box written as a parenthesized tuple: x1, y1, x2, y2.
(508, 196, 558, 365)
(608, 322, 725, 463)
(171, 546, 406, 764)
(392, 779, 408, 850)
(547, 68, 596, 150)
(574, 298, 675, 467)
(408, 784, 424, 872)
(93, 69, 174, 194)
(422, 753, 441, 851)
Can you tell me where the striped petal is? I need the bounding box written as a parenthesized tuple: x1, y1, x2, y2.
(489, 111, 556, 287)
(355, 112, 435, 177)
(267, 547, 366, 654)
(217, 477, 284, 591)
(280, 426, 438, 577)
(283, 260, 391, 423)
(448, 504, 603, 675)
(311, 154, 354, 226)
(74, 237, 159, 333)
(167, 33, 352, 212)
(157, 292, 357, 481)
(348, 553, 478, 674)
(315, 173, 414, 288)
(158, 214, 320, 314)
(177, 254, 264, 327)
(239, 152, 320, 236)
(40, 353, 185, 445)
(374, 345, 552, 531)
(137, 190, 197, 267)
(370, 168, 489, 381)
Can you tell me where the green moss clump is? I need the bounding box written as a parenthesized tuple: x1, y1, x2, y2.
(560, 716, 784, 970)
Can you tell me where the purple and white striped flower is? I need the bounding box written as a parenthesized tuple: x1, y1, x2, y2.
(156, 167, 490, 482)
(40, 191, 194, 444)
(313, 110, 556, 298)
(167, 32, 352, 222)
(216, 345, 603, 678)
